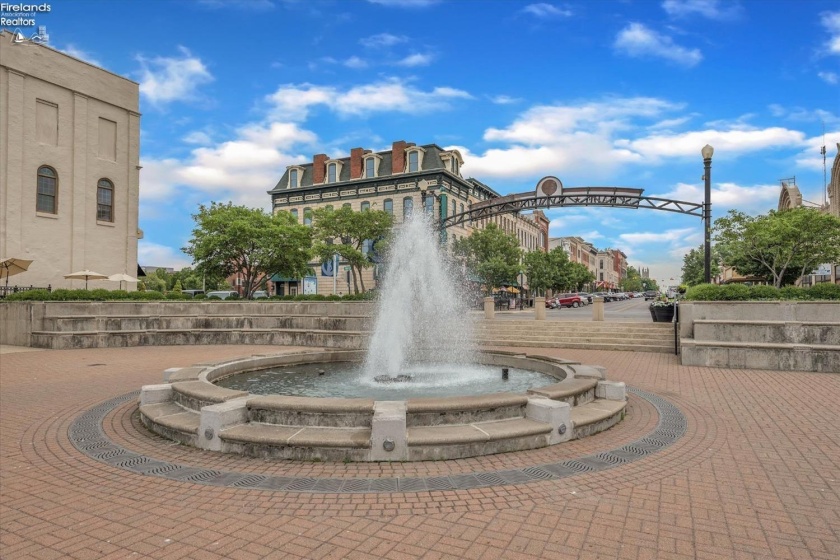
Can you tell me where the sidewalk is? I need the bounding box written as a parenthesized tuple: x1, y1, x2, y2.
(1, 344, 838, 559)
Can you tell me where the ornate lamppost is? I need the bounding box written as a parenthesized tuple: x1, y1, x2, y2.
(701, 144, 714, 284)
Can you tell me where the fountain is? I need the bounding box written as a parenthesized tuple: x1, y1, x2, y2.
(138, 212, 628, 461)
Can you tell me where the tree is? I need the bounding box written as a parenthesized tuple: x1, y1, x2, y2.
(183, 202, 313, 298)
(619, 265, 644, 292)
(714, 208, 840, 288)
(311, 206, 393, 294)
(680, 245, 721, 287)
(453, 223, 521, 292)
(568, 262, 596, 291)
(522, 250, 553, 296)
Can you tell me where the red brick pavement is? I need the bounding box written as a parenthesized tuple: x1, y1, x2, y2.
(1, 344, 839, 559)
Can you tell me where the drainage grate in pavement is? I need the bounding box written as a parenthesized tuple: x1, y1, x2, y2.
(69, 387, 685, 494)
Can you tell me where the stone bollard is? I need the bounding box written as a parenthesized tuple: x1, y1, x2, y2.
(592, 297, 604, 321)
(534, 297, 546, 320)
(526, 397, 572, 444)
(484, 296, 495, 320)
(197, 397, 249, 451)
(369, 401, 408, 461)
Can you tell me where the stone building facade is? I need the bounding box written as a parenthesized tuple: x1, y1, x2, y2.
(0, 31, 140, 290)
(268, 141, 549, 296)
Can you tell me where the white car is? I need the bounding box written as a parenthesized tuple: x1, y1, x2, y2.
(206, 290, 239, 300)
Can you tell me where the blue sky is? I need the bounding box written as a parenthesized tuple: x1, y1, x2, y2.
(15, 0, 839, 286)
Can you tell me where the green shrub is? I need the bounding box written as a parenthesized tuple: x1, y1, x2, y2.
(193, 293, 206, 300)
(683, 284, 720, 301)
(207, 295, 221, 300)
(779, 286, 811, 300)
(807, 283, 840, 300)
(4, 289, 52, 301)
(127, 290, 165, 300)
(748, 285, 779, 300)
(165, 292, 188, 300)
(718, 284, 751, 300)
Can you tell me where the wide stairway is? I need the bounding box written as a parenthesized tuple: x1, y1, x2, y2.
(473, 320, 674, 353)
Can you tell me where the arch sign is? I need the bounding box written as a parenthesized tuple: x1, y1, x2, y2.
(439, 176, 705, 230)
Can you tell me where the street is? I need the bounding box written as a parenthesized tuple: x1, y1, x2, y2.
(485, 296, 655, 322)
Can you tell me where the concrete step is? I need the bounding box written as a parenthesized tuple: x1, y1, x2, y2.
(570, 399, 626, 439)
(42, 315, 370, 332)
(406, 418, 552, 461)
(476, 339, 672, 353)
(139, 402, 200, 446)
(528, 378, 598, 406)
(405, 393, 528, 426)
(681, 339, 840, 373)
(219, 423, 372, 461)
(247, 395, 375, 427)
(474, 334, 672, 344)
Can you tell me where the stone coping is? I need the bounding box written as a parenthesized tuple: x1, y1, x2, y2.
(528, 378, 598, 399)
(693, 319, 840, 325)
(172, 381, 248, 404)
(407, 418, 551, 445)
(248, 395, 375, 413)
(406, 392, 528, 413)
(680, 339, 840, 351)
(221, 424, 371, 448)
(571, 400, 627, 427)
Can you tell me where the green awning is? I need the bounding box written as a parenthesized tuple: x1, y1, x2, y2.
(270, 274, 298, 282)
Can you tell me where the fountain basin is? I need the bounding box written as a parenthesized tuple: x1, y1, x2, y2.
(139, 350, 627, 462)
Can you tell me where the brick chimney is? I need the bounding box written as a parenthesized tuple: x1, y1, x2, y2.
(350, 147, 364, 179)
(312, 153, 328, 184)
(391, 140, 407, 175)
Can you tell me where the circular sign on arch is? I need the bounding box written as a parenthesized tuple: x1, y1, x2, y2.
(535, 176, 563, 198)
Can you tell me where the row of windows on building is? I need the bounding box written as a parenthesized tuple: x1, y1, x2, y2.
(287, 196, 472, 225)
(290, 151, 439, 189)
(36, 166, 116, 222)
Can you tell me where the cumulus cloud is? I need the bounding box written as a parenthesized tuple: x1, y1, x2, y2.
(522, 3, 573, 18)
(59, 44, 102, 67)
(360, 33, 408, 48)
(344, 56, 368, 69)
(489, 95, 522, 105)
(267, 78, 472, 121)
(657, 181, 781, 214)
(819, 71, 838, 84)
(396, 53, 434, 67)
(137, 47, 213, 105)
(662, 0, 741, 20)
(794, 130, 840, 171)
(614, 23, 702, 67)
(182, 131, 212, 145)
(822, 11, 840, 55)
(616, 127, 805, 159)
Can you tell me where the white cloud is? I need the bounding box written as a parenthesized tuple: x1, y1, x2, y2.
(267, 78, 471, 121)
(366, 0, 440, 6)
(59, 44, 102, 67)
(616, 127, 805, 159)
(396, 53, 434, 67)
(489, 95, 522, 105)
(137, 47, 213, 105)
(182, 131, 212, 145)
(794, 130, 840, 171)
(821, 11, 840, 55)
(819, 71, 839, 84)
(662, 0, 741, 20)
(620, 227, 697, 245)
(648, 116, 692, 130)
(614, 23, 702, 67)
(344, 56, 368, 69)
(360, 33, 408, 48)
(522, 3, 573, 18)
(657, 181, 781, 214)
(137, 241, 192, 269)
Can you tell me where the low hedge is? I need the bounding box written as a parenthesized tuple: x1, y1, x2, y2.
(3, 289, 376, 302)
(683, 283, 840, 301)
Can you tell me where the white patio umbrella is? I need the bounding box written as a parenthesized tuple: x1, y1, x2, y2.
(64, 269, 108, 290)
(108, 273, 138, 290)
(0, 257, 34, 292)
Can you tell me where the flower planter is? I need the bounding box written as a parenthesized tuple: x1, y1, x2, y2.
(650, 304, 675, 323)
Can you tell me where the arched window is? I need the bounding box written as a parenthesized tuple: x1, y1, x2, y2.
(383, 199, 393, 215)
(408, 150, 419, 172)
(97, 178, 114, 222)
(403, 197, 413, 219)
(289, 169, 298, 188)
(343, 203, 352, 209)
(303, 208, 312, 226)
(290, 209, 299, 221)
(37, 166, 57, 214)
(424, 194, 434, 215)
(327, 163, 337, 183)
(365, 158, 375, 178)
(360, 201, 370, 212)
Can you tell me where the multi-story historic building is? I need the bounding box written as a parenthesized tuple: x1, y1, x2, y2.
(596, 250, 619, 290)
(268, 141, 549, 295)
(0, 31, 141, 290)
(549, 236, 598, 280)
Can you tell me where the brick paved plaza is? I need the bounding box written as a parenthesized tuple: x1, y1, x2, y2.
(1, 343, 838, 559)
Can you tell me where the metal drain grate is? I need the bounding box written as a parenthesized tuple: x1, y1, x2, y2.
(69, 386, 686, 494)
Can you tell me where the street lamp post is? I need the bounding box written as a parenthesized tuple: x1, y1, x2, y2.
(701, 144, 714, 284)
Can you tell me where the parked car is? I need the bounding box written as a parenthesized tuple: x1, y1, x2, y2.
(206, 290, 239, 300)
(643, 290, 659, 300)
(545, 297, 559, 309)
(251, 290, 269, 299)
(577, 292, 593, 304)
(593, 291, 613, 302)
(181, 289, 204, 298)
(556, 293, 583, 308)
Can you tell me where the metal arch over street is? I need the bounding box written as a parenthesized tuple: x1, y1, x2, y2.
(438, 185, 705, 230)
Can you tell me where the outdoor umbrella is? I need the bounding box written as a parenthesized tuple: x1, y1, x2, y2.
(0, 257, 33, 292)
(108, 273, 138, 290)
(64, 269, 108, 290)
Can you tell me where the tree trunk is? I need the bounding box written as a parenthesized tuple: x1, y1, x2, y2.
(357, 265, 367, 293)
(351, 267, 359, 294)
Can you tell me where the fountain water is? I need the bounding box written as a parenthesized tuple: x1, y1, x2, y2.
(362, 212, 476, 382)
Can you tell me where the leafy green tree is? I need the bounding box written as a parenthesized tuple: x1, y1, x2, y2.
(172, 279, 183, 293)
(568, 262, 596, 291)
(453, 223, 521, 292)
(311, 206, 394, 294)
(680, 245, 721, 287)
(522, 250, 553, 296)
(619, 266, 644, 292)
(183, 202, 313, 298)
(714, 208, 840, 288)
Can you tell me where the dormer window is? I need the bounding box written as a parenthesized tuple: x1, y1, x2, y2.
(452, 158, 459, 175)
(365, 158, 375, 178)
(327, 163, 337, 183)
(290, 169, 298, 188)
(408, 151, 419, 172)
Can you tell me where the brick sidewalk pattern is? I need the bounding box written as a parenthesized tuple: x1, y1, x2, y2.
(1, 344, 838, 559)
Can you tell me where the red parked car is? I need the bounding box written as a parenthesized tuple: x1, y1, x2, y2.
(556, 293, 584, 308)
